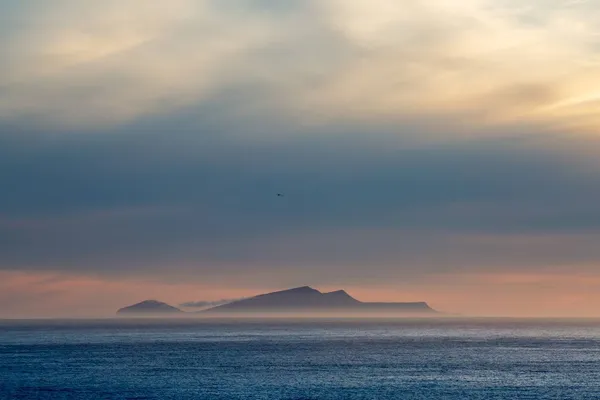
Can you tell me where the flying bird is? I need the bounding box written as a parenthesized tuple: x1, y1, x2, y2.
(277, 193, 284, 197)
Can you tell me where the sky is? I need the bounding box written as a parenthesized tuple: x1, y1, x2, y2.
(2, 0, 600, 317)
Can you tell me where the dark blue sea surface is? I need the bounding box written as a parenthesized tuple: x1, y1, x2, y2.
(1, 318, 600, 399)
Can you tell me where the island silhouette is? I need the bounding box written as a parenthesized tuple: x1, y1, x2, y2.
(117, 286, 437, 316)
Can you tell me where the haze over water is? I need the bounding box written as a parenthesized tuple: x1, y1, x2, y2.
(2, 318, 600, 399)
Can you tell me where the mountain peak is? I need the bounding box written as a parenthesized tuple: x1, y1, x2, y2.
(137, 300, 163, 306)
(205, 286, 366, 312)
(287, 286, 320, 293)
(256, 286, 321, 297)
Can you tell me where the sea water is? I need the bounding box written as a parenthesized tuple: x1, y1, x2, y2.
(1, 318, 599, 399)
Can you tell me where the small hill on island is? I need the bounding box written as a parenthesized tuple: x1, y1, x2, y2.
(117, 300, 183, 315)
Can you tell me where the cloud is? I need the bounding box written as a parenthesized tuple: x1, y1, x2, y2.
(0, 0, 315, 125)
(303, 0, 600, 128)
(1, 0, 600, 131)
(2, 115, 600, 287)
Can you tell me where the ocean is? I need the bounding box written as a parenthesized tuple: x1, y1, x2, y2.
(1, 318, 599, 399)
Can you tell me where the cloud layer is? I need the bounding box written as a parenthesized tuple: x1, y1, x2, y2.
(3, 119, 600, 285)
(1, 0, 600, 129)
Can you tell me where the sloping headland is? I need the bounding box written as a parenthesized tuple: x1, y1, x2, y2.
(204, 286, 435, 314)
(116, 286, 437, 316)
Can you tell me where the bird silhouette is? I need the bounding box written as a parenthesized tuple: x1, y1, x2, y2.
(277, 193, 284, 197)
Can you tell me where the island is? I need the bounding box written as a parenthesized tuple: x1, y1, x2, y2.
(116, 286, 437, 316)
